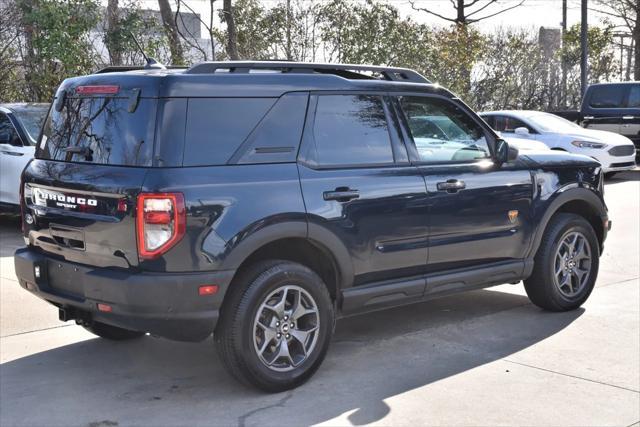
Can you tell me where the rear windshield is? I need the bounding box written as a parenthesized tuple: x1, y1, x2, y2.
(37, 97, 156, 166)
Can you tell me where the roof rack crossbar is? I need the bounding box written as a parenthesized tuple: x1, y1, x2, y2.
(185, 61, 429, 83)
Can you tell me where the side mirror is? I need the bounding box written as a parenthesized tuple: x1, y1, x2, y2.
(514, 127, 529, 135)
(495, 139, 519, 164)
(0, 132, 11, 145)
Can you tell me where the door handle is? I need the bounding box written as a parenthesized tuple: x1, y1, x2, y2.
(437, 179, 466, 193)
(0, 150, 24, 156)
(583, 116, 594, 120)
(323, 187, 360, 202)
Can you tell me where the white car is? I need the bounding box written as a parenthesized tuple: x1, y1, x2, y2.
(480, 110, 637, 175)
(500, 136, 550, 152)
(0, 103, 49, 212)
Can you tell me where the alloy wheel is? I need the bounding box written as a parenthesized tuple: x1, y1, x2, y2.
(553, 231, 592, 298)
(253, 285, 320, 372)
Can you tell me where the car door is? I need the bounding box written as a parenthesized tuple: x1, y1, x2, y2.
(621, 83, 640, 146)
(394, 95, 534, 274)
(0, 112, 33, 206)
(582, 84, 625, 134)
(298, 93, 429, 289)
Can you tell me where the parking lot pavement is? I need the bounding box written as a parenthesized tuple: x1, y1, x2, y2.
(0, 171, 638, 427)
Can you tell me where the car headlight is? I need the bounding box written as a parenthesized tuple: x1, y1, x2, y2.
(571, 140, 606, 149)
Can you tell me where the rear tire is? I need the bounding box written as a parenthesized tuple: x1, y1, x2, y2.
(215, 260, 334, 392)
(524, 213, 599, 311)
(84, 322, 145, 340)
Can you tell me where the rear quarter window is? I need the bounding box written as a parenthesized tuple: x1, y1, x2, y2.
(183, 98, 276, 166)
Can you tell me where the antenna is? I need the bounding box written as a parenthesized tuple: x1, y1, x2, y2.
(129, 32, 166, 70)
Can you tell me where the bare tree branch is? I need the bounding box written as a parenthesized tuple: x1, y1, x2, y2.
(409, 0, 457, 23)
(468, 0, 525, 23)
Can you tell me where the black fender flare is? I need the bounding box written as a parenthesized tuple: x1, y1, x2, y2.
(218, 220, 307, 270)
(218, 220, 354, 292)
(526, 187, 607, 262)
(307, 222, 354, 291)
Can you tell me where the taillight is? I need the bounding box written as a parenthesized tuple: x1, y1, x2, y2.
(136, 193, 186, 259)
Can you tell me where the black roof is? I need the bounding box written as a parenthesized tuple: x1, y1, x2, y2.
(59, 61, 449, 99)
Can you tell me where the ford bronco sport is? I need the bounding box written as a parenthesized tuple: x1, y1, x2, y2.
(14, 62, 609, 392)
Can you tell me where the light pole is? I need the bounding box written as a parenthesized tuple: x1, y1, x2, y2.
(580, 0, 588, 96)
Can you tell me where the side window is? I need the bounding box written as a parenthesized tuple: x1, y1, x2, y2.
(0, 113, 21, 146)
(235, 93, 308, 164)
(491, 115, 533, 133)
(627, 85, 640, 108)
(482, 115, 495, 128)
(398, 96, 490, 163)
(183, 97, 276, 166)
(311, 94, 394, 166)
(589, 85, 626, 108)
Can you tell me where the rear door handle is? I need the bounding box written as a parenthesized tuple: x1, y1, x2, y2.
(437, 179, 466, 193)
(323, 188, 360, 202)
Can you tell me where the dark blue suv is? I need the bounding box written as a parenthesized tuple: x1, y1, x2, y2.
(14, 62, 609, 391)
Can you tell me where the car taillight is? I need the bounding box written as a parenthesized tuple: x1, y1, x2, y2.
(136, 193, 186, 259)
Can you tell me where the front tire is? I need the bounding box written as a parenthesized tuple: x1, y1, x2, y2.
(83, 321, 145, 340)
(215, 260, 334, 392)
(524, 213, 599, 311)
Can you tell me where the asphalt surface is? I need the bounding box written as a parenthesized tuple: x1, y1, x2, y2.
(0, 171, 638, 427)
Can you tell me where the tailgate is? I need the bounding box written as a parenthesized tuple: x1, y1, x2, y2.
(22, 160, 147, 268)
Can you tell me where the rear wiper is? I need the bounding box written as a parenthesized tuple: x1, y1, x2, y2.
(63, 146, 93, 160)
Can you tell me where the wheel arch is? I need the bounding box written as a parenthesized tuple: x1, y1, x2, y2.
(528, 188, 607, 262)
(221, 221, 353, 309)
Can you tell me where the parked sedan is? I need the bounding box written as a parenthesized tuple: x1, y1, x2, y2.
(480, 110, 637, 176)
(0, 103, 49, 212)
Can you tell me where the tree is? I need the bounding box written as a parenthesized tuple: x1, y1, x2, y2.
(105, 0, 122, 64)
(562, 23, 618, 107)
(591, 0, 639, 80)
(428, 25, 486, 100)
(222, 0, 239, 59)
(0, 1, 22, 101)
(407, 0, 525, 98)
(100, 0, 171, 67)
(316, 0, 434, 66)
(174, 0, 217, 61)
(409, 0, 526, 26)
(158, 0, 185, 65)
(472, 28, 550, 110)
(16, 0, 100, 101)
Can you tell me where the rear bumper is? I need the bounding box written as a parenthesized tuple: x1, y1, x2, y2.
(14, 247, 235, 341)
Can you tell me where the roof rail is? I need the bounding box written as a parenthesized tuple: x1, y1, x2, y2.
(184, 61, 430, 83)
(95, 65, 188, 74)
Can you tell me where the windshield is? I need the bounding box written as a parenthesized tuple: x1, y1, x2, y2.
(526, 113, 581, 133)
(12, 105, 49, 144)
